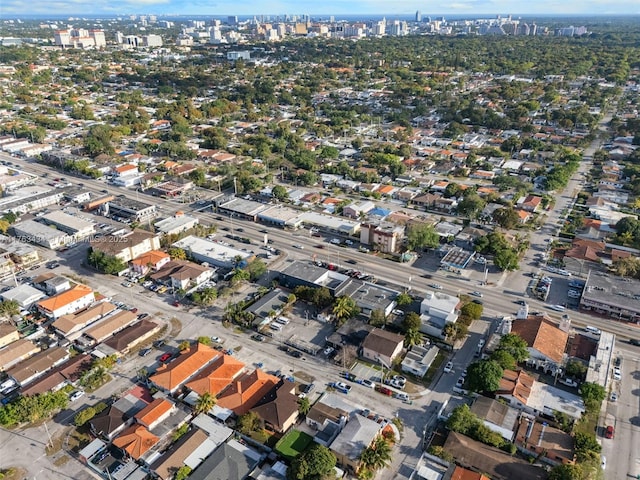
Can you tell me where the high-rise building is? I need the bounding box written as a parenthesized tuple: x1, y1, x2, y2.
(53, 28, 106, 49)
(227, 16, 238, 25)
(415, 11, 422, 22)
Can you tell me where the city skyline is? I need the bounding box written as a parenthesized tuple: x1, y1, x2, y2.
(1, 0, 639, 17)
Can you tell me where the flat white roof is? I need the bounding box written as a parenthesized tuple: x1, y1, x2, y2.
(298, 211, 360, 233)
(528, 382, 585, 419)
(1, 284, 45, 306)
(13, 219, 68, 241)
(42, 210, 94, 233)
(173, 235, 251, 262)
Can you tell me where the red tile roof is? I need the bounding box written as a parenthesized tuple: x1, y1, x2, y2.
(498, 369, 535, 405)
(216, 369, 279, 415)
(511, 315, 568, 363)
(149, 343, 218, 392)
(134, 398, 174, 428)
(113, 425, 159, 459)
(184, 354, 245, 396)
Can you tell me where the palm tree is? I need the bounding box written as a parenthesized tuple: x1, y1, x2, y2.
(360, 436, 393, 472)
(332, 296, 359, 324)
(297, 397, 311, 416)
(404, 328, 422, 348)
(442, 323, 457, 341)
(194, 392, 216, 415)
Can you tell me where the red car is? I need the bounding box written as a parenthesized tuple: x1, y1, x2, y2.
(605, 425, 614, 439)
(172, 301, 180, 307)
(159, 353, 172, 363)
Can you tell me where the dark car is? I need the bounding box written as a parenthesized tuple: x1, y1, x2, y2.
(137, 313, 149, 320)
(289, 350, 303, 358)
(153, 339, 165, 348)
(236, 228, 244, 233)
(345, 259, 357, 265)
(630, 338, 640, 347)
(614, 357, 621, 367)
(251, 334, 265, 342)
(139, 348, 152, 357)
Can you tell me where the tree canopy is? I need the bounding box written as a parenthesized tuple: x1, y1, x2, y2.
(406, 223, 440, 251)
(287, 443, 337, 480)
(466, 360, 503, 393)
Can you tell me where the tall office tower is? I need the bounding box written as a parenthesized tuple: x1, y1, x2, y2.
(415, 11, 422, 22)
(228, 16, 238, 25)
(330, 16, 335, 23)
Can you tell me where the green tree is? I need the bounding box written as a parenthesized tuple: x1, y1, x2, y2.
(272, 185, 289, 202)
(460, 302, 483, 320)
(446, 404, 476, 434)
(197, 336, 211, 345)
(495, 333, 529, 363)
(466, 360, 503, 393)
(74, 406, 96, 427)
(84, 124, 115, 157)
(457, 194, 486, 219)
(401, 312, 421, 333)
(174, 466, 192, 480)
(194, 392, 216, 415)
(332, 296, 359, 324)
(246, 259, 267, 281)
(492, 207, 520, 229)
(167, 247, 187, 260)
(579, 382, 606, 409)
(298, 396, 311, 416)
(494, 248, 519, 271)
(395, 292, 412, 307)
(428, 445, 454, 462)
(564, 360, 587, 380)
(369, 309, 386, 327)
(574, 432, 601, 461)
(548, 464, 583, 480)
(406, 223, 440, 251)
(237, 411, 262, 435)
(287, 443, 337, 480)
(490, 349, 516, 370)
(360, 436, 393, 472)
(404, 328, 422, 348)
(0, 300, 20, 317)
(178, 340, 191, 352)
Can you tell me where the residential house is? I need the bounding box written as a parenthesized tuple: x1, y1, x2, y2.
(0, 324, 19, 349)
(21, 353, 92, 396)
(330, 413, 382, 472)
(0, 339, 40, 371)
(450, 466, 491, 480)
(89, 405, 129, 440)
(401, 345, 438, 378)
(36, 284, 94, 319)
(0, 284, 45, 309)
(250, 380, 299, 433)
(469, 397, 519, 442)
(134, 397, 176, 430)
(6, 347, 69, 386)
(78, 309, 138, 347)
(150, 428, 211, 480)
(216, 369, 280, 416)
(443, 432, 546, 480)
(511, 314, 569, 369)
(188, 439, 263, 480)
(419, 291, 460, 337)
(306, 392, 350, 435)
(361, 328, 404, 367)
(515, 417, 576, 465)
(52, 302, 117, 340)
(495, 369, 535, 413)
(89, 230, 161, 263)
(411, 193, 439, 209)
(130, 250, 170, 275)
(184, 354, 246, 397)
(343, 201, 375, 219)
(519, 195, 543, 213)
(100, 319, 161, 356)
(150, 260, 214, 290)
(149, 343, 219, 394)
(112, 424, 159, 460)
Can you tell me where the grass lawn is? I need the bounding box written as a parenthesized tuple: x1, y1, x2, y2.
(274, 429, 313, 461)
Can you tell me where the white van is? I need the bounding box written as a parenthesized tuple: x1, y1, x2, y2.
(269, 323, 283, 331)
(585, 326, 602, 336)
(275, 317, 290, 325)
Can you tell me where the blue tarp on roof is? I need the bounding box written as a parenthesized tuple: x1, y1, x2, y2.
(369, 207, 391, 217)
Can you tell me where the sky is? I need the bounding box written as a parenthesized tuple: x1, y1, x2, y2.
(1, 0, 639, 17)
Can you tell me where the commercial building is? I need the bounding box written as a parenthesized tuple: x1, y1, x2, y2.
(154, 213, 199, 236)
(580, 270, 640, 322)
(105, 197, 157, 221)
(419, 291, 460, 336)
(41, 211, 95, 238)
(12, 219, 72, 249)
(359, 222, 405, 253)
(0, 186, 63, 215)
(172, 235, 252, 269)
(299, 211, 361, 235)
(1, 284, 46, 308)
(90, 230, 161, 262)
(0, 235, 40, 267)
(217, 197, 269, 221)
(54, 28, 106, 48)
(257, 206, 305, 229)
(37, 284, 95, 319)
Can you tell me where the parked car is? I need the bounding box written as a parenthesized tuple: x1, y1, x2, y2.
(605, 425, 615, 439)
(444, 362, 453, 373)
(610, 392, 618, 402)
(374, 385, 393, 396)
(455, 377, 465, 389)
(331, 382, 351, 394)
(289, 350, 302, 359)
(159, 353, 172, 363)
(395, 392, 409, 402)
(138, 348, 152, 357)
(153, 339, 165, 348)
(613, 367, 622, 380)
(251, 334, 265, 342)
(69, 390, 85, 402)
(630, 338, 640, 346)
(323, 346, 335, 356)
(361, 379, 375, 389)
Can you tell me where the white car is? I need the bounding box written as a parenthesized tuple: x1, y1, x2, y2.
(613, 368, 621, 381)
(455, 377, 465, 389)
(444, 362, 453, 373)
(395, 392, 409, 401)
(601, 456, 606, 470)
(470, 291, 483, 298)
(323, 346, 335, 356)
(549, 305, 566, 312)
(429, 284, 444, 290)
(69, 390, 85, 402)
(610, 392, 618, 402)
(293, 244, 304, 249)
(361, 379, 375, 389)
